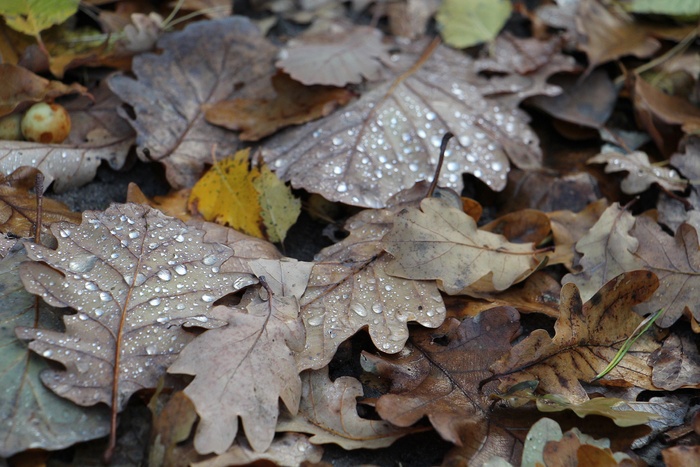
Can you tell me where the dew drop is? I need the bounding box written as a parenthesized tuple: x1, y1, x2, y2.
(95, 308, 105, 317)
(129, 231, 139, 239)
(175, 234, 185, 242)
(149, 298, 162, 306)
(99, 292, 112, 302)
(43, 350, 53, 357)
(146, 345, 157, 355)
(148, 242, 158, 250)
(157, 269, 172, 281)
(446, 161, 460, 172)
(351, 303, 368, 317)
(174, 264, 187, 275)
(68, 254, 97, 273)
(332, 136, 343, 146)
(307, 315, 323, 326)
(333, 166, 343, 175)
(202, 254, 218, 266)
(192, 315, 208, 323)
(59, 228, 71, 238)
(372, 303, 383, 314)
(78, 313, 88, 321)
(156, 317, 169, 324)
(134, 273, 146, 286)
(201, 294, 215, 303)
(110, 253, 120, 259)
(336, 182, 348, 193)
(491, 161, 503, 171)
(85, 282, 98, 291)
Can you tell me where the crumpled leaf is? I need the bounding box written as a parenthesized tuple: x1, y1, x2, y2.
(16, 203, 256, 413)
(436, 0, 511, 48)
(0, 0, 79, 38)
(204, 72, 353, 141)
(588, 150, 687, 194)
(650, 327, 700, 390)
(191, 433, 323, 467)
(168, 287, 305, 454)
(383, 197, 544, 294)
(0, 242, 109, 457)
(108, 16, 277, 189)
(0, 63, 88, 117)
(491, 271, 661, 404)
(362, 307, 529, 465)
(562, 203, 642, 301)
(262, 37, 575, 208)
(276, 22, 390, 87)
(298, 201, 446, 370)
(277, 367, 419, 449)
(0, 166, 81, 237)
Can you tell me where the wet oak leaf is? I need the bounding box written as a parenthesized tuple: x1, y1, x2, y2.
(253, 163, 301, 244)
(204, 72, 353, 141)
(0, 166, 81, 238)
(547, 199, 608, 270)
(262, 39, 574, 208)
(191, 433, 323, 467)
(562, 203, 642, 302)
(277, 366, 419, 449)
(491, 271, 661, 404)
(16, 203, 256, 413)
(650, 328, 700, 390)
(383, 197, 543, 294)
(168, 289, 305, 454)
(276, 23, 390, 87)
(629, 216, 700, 327)
(588, 150, 687, 194)
(0, 243, 109, 457)
(108, 16, 277, 189)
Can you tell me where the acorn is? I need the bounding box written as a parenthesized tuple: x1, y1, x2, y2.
(21, 102, 71, 144)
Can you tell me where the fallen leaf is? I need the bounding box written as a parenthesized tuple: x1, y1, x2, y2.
(16, 204, 256, 448)
(253, 163, 301, 243)
(261, 38, 575, 208)
(0, 64, 88, 117)
(276, 22, 390, 87)
(562, 203, 642, 301)
(277, 366, 420, 449)
(547, 199, 608, 270)
(386, 0, 439, 40)
(650, 328, 700, 390)
(168, 288, 305, 454)
(658, 137, 700, 232)
(383, 197, 543, 294)
(663, 445, 700, 467)
(588, 150, 687, 194)
(436, 0, 511, 48)
(191, 433, 323, 467)
(0, 242, 109, 457)
(623, 0, 700, 18)
(491, 271, 661, 403)
(0, 0, 79, 39)
(108, 16, 277, 189)
(204, 72, 353, 141)
(0, 166, 81, 238)
(148, 391, 199, 467)
(481, 209, 551, 245)
(127, 183, 191, 223)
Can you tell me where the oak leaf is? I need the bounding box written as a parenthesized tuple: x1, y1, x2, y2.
(0, 0, 79, 41)
(383, 197, 544, 294)
(650, 328, 700, 391)
(191, 433, 323, 467)
(547, 199, 608, 270)
(491, 271, 661, 403)
(0, 242, 109, 457)
(588, 150, 687, 194)
(658, 136, 700, 232)
(16, 204, 256, 447)
(262, 37, 574, 208)
(108, 16, 277, 188)
(127, 183, 192, 223)
(436, 0, 511, 48)
(277, 367, 419, 449)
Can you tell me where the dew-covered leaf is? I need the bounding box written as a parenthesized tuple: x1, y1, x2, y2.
(108, 16, 277, 189)
(191, 433, 323, 467)
(588, 150, 687, 194)
(168, 289, 305, 454)
(436, 0, 511, 49)
(0, 242, 109, 457)
(16, 203, 256, 413)
(261, 38, 574, 208)
(384, 197, 543, 294)
(276, 22, 390, 87)
(298, 203, 446, 370)
(277, 366, 419, 449)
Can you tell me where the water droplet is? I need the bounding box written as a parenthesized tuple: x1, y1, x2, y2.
(68, 254, 97, 273)
(307, 315, 323, 326)
(156, 317, 169, 324)
(174, 264, 187, 275)
(99, 292, 112, 302)
(384, 285, 393, 292)
(192, 315, 208, 323)
(491, 161, 503, 171)
(336, 182, 348, 193)
(110, 253, 120, 259)
(149, 298, 161, 306)
(351, 303, 368, 317)
(146, 345, 157, 355)
(372, 304, 383, 314)
(175, 234, 185, 242)
(76, 361, 89, 373)
(202, 254, 218, 266)
(134, 273, 146, 286)
(43, 350, 53, 357)
(85, 282, 98, 291)
(78, 313, 88, 321)
(447, 161, 460, 171)
(201, 294, 215, 303)
(233, 276, 250, 289)
(59, 228, 71, 238)
(95, 308, 105, 317)
(157, 269, 172, 281)
(333, 166, 343, 175)
(332, 136, 343, 146)
(459, 136, 471, 146)
(129, 231, 139, 239)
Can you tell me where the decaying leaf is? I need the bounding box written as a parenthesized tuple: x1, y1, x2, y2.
(277, 366, 419, 449)
(547, 199, 608, 270)
(436, 0, 511, 49)
(563, 203, 642, 301)
(168, 287, 305, 454)
(383, 197, 544, 294)
(108, 16, 277, 188)
(253, 164, 301, 243)
(0, 166, 81, 237)
(262, 38, 574, 208)
(0, 0, 79, 39)
(16, 204, 256, 424)
(588, 150, 687, 194)
(276, 22, 390, 87)
(298, 203, 446, 370)
(650, 328, 700, 390)
(658, 136, 700, 232)
(491, 271, 661, 403)
(0, 242, 109, 457)
(204, 72, 353, 141)
(191, 433, 323, 467)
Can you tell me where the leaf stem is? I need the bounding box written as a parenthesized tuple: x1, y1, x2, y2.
(427, 132, 454, 198)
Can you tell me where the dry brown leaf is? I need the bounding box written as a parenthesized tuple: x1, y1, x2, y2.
(481, 209, 551, 245)
(547, 199, 608, 270)
(650, 328, 700, 391)
(276, 22, 390, 87)
(108, 17, 277, 189)
(191, 433, 323, 467)
(126, 183, 192, 223)
(298, 203, 446, 370)
(148, 391, 199, 467)
(16, 204, 256, 447)
(262, 37, 575, 208)
(204, 72, 353, 141)
(0, 166, 81, 237)
(588, 150, 687, 194)
(491, 271, 661, 403)
(562, 203, 642, 301)
(663, 445, 700, 467)
(383, 197, 543, 294)
(168, 288, 305, 454)
(277, 366, 419, 449)
(629, 217, 700, 328)
(0, 64, 88, 117)
(658, 136, 700, 232)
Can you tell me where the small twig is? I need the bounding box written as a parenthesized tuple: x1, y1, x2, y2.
(426, 132, 454, 198)
(33, 172, 44, 244)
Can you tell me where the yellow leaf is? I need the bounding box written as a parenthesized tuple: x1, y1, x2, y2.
(436, 0, 511, 49)
(253, 163, 300, 243)
(0, 0, 79, 39)
(188, 149, 264, 238)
